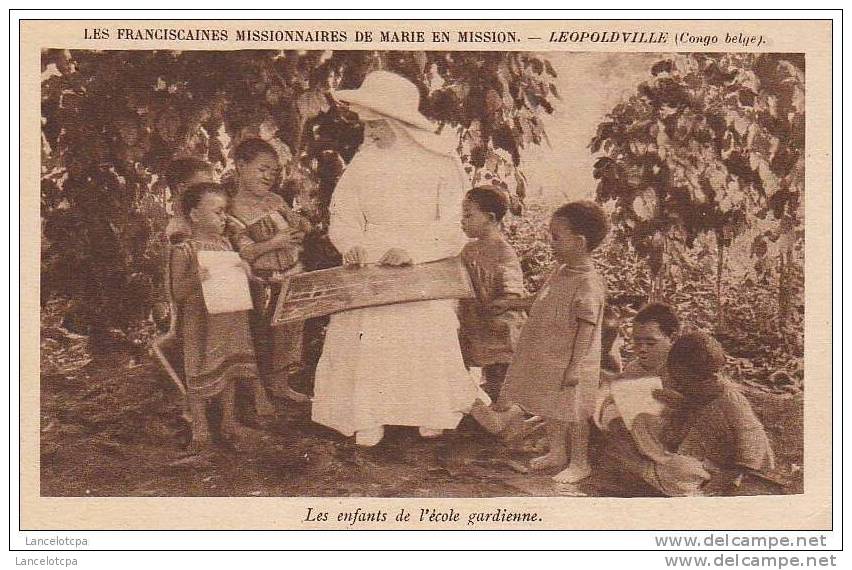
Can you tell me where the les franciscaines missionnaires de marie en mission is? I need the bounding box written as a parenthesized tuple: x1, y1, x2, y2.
(84, 28, 522, 43)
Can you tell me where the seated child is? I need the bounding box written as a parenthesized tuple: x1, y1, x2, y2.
(595, 303, 709, 495)
(665, 331, 776, 495)
(228, 138, 312, 403)
(458, 186, 527, 403)
(164, 158, 218, 244)
(497, 201, 609, 483)
(596, 302, 679, 430)
(169, 183, 264, 452)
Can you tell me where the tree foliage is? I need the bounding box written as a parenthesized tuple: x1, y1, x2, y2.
(590, 53, 804, 328)
(40, 49, 558, 334)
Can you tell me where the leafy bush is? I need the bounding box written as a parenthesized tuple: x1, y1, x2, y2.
(41, 50, 559, 337)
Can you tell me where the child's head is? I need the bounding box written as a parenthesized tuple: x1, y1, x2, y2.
(234, 138, 280, 197)
(667, 331, 727, 393)
(633, 302, 680, 373)
(166, 158, 217, 212)
(181, 183, 228, 237)
(461, 186, 508, 238)
(549, 200, 608, 264)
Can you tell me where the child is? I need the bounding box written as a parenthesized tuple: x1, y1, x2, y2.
(169, 183, 262, 452)
(228, 138, 312, 403)
(458, 186, 527, 403)
(163, 158, 218, 244)
(664, 332, 776, 495)
(498, 200, 609, 483)
(152, 159, 218, 330)
(594, 303, 708, 495)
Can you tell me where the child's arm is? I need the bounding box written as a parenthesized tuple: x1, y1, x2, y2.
(489, 296, 533, 314)
(487, 252, 528, 313)
(238, 230, 300, 262)
(169, 244, 202, 304)
(562, 320, 596, 387)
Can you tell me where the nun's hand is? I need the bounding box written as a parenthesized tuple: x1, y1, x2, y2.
(343, 245, 368, 267)
(378, 248, 413, 266)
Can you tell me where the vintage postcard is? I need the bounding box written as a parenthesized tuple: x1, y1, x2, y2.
(19, 16, 833, 532)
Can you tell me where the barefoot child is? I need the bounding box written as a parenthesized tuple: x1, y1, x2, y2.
(228, 138, 311, 404)
(458, 186, 527, 403)
(499, 201, 609, 483)
(169, 183, 262, 451)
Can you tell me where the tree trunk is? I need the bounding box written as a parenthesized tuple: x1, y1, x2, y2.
(716, 236, 726, 331)
(777, 251, 790, 333)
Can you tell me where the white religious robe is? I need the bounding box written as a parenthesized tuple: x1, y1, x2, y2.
(311, 133, 484, 436)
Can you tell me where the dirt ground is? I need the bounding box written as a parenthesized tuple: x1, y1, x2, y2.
(39, 333, 804, 499)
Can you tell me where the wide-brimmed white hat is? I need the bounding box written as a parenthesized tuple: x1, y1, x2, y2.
(334, 71, 435, 132)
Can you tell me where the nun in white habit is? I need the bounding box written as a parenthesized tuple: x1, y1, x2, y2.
(311, 71, 487, 446)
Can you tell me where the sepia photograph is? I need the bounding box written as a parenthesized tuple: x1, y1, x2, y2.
(36, 44, 807, 504)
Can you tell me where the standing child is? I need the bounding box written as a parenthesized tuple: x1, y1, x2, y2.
(458, 186, 527, 403)
(169, 183, 262, 452)
(500, 200, 609, 483)
(163, 158, 218, 244)
(228, 138, 311, 403)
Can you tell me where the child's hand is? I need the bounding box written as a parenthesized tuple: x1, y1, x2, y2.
(379, 248, 412, 266)
(272, 231, 301, 249)
(343, 245, 368, 266)
(198, 266, 211, 282)
(653, 388, 686, 409)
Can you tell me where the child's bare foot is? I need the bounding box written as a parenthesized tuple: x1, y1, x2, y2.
(471, 402, 524, 435)
(529, 449, 567, 472)
(552, 462, 592, 484)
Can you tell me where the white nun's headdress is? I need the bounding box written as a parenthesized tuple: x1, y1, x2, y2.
(335, 71, 457, 157)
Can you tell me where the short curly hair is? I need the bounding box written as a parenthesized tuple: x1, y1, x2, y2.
(234, 137, 278, 163)
(635, 303, 680, 338)
(465, 185, 509, 222)
(552, 200, 609, 251)
(180, 182, 226, 218)
(667, 331, 726, 380)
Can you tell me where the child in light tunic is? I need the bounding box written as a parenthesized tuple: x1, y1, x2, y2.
(499, 201, 609, 483)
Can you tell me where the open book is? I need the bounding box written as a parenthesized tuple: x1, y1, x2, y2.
(609, 375, 665, 428)
(197, 250, 253, 314)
